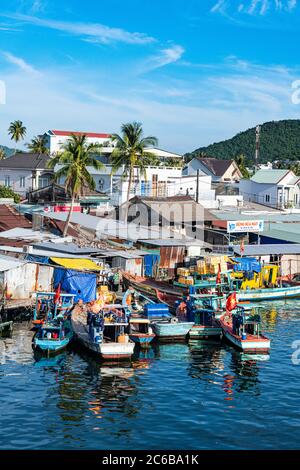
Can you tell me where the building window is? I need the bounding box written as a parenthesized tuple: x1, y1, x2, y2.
(265, 194, 270, 203)
(4, 176, 10, 187)
(20, 176, 25, 188)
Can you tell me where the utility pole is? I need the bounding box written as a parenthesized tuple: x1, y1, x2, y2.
(196, 169, 199, 203)
(255, 125, 261, 172)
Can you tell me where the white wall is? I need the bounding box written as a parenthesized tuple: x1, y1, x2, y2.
(3, 263, 53, 299)
(239, 180, 278, 206)
(0, 169, 33, 197)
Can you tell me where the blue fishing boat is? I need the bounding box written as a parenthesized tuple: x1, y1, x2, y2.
(33, 317, 73, 355)
(143, 303, 194, 341)
(185, 294, 223, 339)
(238, 285, 300, 302)
(32, 292, 75, 355)
(128, 317, 155, 348)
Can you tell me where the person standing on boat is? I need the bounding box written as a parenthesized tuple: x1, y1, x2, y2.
(113, 271, 120, 293)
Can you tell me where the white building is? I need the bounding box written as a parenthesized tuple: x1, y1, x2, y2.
(0, 153, 52, 198)
(43, 130, 112, 154)
(183, 157, 242, 183)
(43, 130, 183, 163)
(239, 169, 300, 209)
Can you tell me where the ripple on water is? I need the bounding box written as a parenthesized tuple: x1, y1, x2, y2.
(0, 303, 300, 449)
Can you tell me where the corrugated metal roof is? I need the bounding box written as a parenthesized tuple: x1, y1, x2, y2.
(138, 238, 206, 247)
(0, 254, 26, 272)
(0, 246, 90, 259)
(0, 205, 32, 232)
(0, 228, 60, 241)
(33, 242, 102, 255)
(234, 244, 300, 256)
(45, 211, 174, 241)
(250, 169, 289, 184)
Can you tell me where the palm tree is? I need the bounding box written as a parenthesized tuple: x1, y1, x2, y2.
(8, 120, 26, 153)
(26, 135, 49, 156)
(0, 148, 5, 160)
(235, 154, 250, 179)
(111, 122, 158, 205)
(48, 134, 104, 237)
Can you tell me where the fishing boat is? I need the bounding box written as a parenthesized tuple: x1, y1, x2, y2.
(32, 292, 76, 327)
(32, 292, 75, 355)
(33, 317, 73, 355)
(143, 303, 194, 341)
(218, 306, 270, 353)
(186, 294, 223, 339)
(122, 272, 185, 309)
(128, 317, 155, 348)
(238, 285, 300, 302)
(72, 303, 135, 360)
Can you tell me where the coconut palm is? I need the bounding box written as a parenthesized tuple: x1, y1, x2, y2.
(0, 148, 5, 160)
(26, 135, 49, 156)
(8, 120, 26, 153)
(48, 134, 104, 237)
(235, 154, 250, 179)
(111, 122, 158, 204)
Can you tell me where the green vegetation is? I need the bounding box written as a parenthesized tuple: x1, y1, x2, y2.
(0, 145, 15, 157)
(0, 185, 21, 203)
(8, 120, 27, 154)
(48, 134, 104, 237)
(26, 135, 49, 155)
(185, 120, 300, 165)
(111, 122, 158, 203)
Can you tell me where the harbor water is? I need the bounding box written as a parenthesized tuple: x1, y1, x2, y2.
(0, 300, 300, 450)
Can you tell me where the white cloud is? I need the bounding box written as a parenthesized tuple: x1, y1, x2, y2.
(211, 0, 297, 15)
(2, 51, 41, 76)
(5, 13, 155, 45)
(140, 45, 185, 72)
(0, 55, 299, 154)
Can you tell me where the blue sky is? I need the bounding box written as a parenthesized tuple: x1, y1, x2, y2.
(0, 0, 300, 153)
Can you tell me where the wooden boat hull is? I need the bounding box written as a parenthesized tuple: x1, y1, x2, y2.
(238, 285, 300, 302)
(189, 324, 222, 339)
(129, 333, 155, 348)
(219, 317, 270, 353)
(151, 322, 194, 340)
(122, 272, 184, 309)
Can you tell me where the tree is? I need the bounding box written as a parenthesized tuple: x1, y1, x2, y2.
(0, 148, 5, 160)
(26, 135, 49, 156)
(47, 134, 104, 237)
(0, 185, 21, 203)
(111, 122, 158, 205)
(235, 154, 250, 179)
(8, 120, 26, 154)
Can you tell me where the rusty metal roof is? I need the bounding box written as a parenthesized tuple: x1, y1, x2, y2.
(0, 205, 32, 232)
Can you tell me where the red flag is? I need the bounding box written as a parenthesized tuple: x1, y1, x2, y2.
(54, 283, 61, 304)
(226, 292, 237, 312)
(216, 263, 221, 284)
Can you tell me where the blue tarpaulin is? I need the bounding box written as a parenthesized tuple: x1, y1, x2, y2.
(233, 257, 261, 273)
(143, 254, 160, 277)
(53, 268, 97, 302)
(26, 254, 50, 264)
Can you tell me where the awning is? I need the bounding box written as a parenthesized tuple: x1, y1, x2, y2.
(50, 257, 101, 271)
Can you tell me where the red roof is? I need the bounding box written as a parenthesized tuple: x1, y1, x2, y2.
(51, 130, 111, 138)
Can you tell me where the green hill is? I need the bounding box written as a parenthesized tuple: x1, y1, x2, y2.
(0, 145, 15, 157)
(185, 120, 300, 165)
